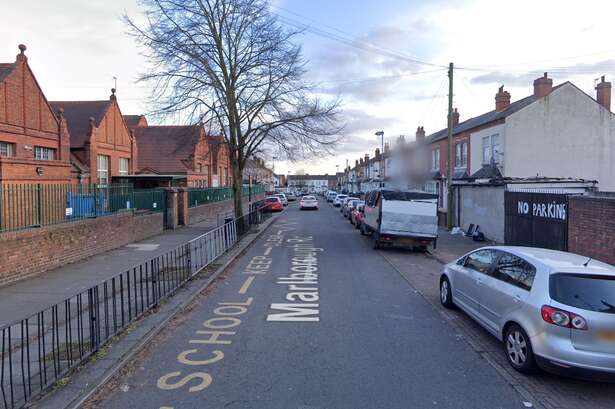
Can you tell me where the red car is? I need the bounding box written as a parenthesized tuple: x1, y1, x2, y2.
(261, 196, 284, 212)
(350, 204, 365, 229)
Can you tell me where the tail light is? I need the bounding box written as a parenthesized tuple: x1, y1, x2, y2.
(541, 305, 588, 330)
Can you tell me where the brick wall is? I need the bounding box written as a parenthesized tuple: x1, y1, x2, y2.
(188, 194, 265, 226)
(568, 196, 615, 265)
(0, 211, 163, 286)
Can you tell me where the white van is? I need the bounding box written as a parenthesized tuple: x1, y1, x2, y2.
(361, 189, 438, 250)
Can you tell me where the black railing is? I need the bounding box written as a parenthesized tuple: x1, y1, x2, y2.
(0, 204, 271, 409)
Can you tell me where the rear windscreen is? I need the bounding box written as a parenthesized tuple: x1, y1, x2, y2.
(550, 273, 615, 314)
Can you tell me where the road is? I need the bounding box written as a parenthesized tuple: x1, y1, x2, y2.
(91, 199, 529, 409)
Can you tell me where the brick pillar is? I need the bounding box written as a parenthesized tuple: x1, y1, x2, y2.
(177, 188, 189, 226)
(164, 188, 179, 229)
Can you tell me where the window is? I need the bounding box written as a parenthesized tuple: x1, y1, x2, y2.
(464, 249, 497, 274)
(432, 148, 440, 171)
(455, 143, 462, 167)
(34, 146, 55, 161)
(491, 252, 536, 291)
(550, 273, 615, 314)
(119, 158, 129, 176)
(462, 142, 468, 167)
(97, 155, 110, 184)
(482, 134, 501, 164)
(0, 142, 14, 157)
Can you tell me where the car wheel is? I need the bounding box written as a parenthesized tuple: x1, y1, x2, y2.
(504, 324, 537, 374)
(439, 276, 454, 309)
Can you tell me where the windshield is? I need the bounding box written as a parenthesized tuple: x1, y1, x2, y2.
(550, 273, 615, 314)
(266, 197, 278, 203)
(303, 196, 315, 200)
(380, 190, 439, 201)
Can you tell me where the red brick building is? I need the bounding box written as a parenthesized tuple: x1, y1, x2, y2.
(208, 135, 231, 187)
(50, 90, 137, 184)
(0, 45, 71, 182)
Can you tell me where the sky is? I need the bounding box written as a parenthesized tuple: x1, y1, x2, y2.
(2, 0, 615, 176)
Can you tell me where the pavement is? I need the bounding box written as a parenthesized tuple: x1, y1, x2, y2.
(87, 200, 532, 409)
(430, 226, 497, 264)
(0, 208, 238, 327)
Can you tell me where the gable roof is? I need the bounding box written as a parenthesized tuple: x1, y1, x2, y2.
(123, 114, 147, 128)
(49, 100, 112, 147)
(428, 83, 566, 143)
(134, 125, 203, 174)
(470, 163, 503, 179)
(0, 63, 16, 82)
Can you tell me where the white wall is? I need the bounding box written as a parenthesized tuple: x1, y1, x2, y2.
(469, 123, 505, 175)
(458, 185, 506, 242)
(504, 83, 615, 191)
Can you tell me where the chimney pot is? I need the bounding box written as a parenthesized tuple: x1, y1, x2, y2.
(416, 126, 426, 141)
(533, 72, 553, 98)
(495, 85, 511, 112)
(16, 44, 27, 63)
(596, 76, 612, 111)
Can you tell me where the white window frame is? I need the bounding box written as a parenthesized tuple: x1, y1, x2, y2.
(97, 154, 110, 184)
(34, 146, 55, 161)
(482, 134, 501, 165)
(455, 143, 462, 168)
(0, 142, 14, 157)
(432, 148, 440, 171)
(462, 142, 468, 167)
(119, 158, 129, 176)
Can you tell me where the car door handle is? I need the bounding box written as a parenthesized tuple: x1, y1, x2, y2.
(513, 295, 522, 303)
(476, 277, 483, 285)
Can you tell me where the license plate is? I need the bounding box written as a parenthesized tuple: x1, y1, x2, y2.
(597, 331, 615, 342)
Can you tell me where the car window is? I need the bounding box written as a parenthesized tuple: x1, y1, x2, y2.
(550, 273, 615, 314)
(491, 252, 535, 291)
(464, 250, 497, 275)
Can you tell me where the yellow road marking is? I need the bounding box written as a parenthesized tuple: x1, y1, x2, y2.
(238, 276, 255, 294)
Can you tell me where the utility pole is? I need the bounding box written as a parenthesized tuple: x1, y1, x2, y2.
(446, 62, 454, 230)
(375, 131, 384, 187)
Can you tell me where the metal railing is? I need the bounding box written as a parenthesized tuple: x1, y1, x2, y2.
(0, 184, 164, 234)
(188, 185, 266, 208)
(0, 184, 266, 234)
(0, 203, 272, 409)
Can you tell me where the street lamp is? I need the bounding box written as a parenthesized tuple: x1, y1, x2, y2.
(375, 131, 384, 187)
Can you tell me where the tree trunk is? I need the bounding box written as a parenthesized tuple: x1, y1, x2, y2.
(232, 162, 244, 219)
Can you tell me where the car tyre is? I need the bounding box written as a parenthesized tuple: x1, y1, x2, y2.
(439, 276, 454, 309)
(504, 324, 537, 374)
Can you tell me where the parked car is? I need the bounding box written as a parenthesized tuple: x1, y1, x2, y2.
(440, 246, 615, 381)
(261, 196, 284, 212)
(350, 203, 365, 227)
(361, 189, 438, 250)
(286, 192, 297, 202)
(342, 198, 361, 218)
(299, 195, 319, 210)
(274, 193, 288, 206)
(327, 191, 337, 203)
(333, 194, 348, 207)
(340, 196, 356, 213)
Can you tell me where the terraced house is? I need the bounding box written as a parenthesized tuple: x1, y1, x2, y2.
(0, 45, 71, 182)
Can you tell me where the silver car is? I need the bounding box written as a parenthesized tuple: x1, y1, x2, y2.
(439, 246, 615, 380)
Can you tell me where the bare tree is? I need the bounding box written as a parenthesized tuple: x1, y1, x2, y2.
(126, 0, 343, 217)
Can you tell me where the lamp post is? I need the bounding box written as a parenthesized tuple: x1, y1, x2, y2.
(375, 131, 384, 187)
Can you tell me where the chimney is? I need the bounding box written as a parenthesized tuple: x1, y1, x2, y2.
(397, 135, 405, 146)
(15, 44, 27, 63)
(452, 108, 460, 126)
(355, 159, 359, 168)
(364, 154, 369, 163)
(384, 142, 390, 153)
(375, 148, 380, 158)
(110, 88, 117, 101)
(359, 158, 363, 165)
(495, 86, 511, 112)
(596, 76, 611, 111)
(533, 72, 553, 98)
(415, 126, 426, 141)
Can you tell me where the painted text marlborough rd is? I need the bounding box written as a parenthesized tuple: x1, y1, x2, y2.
(267, 236, 322, 322)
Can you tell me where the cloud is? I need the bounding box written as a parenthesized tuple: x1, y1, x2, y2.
(470, 60, 615, 87)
